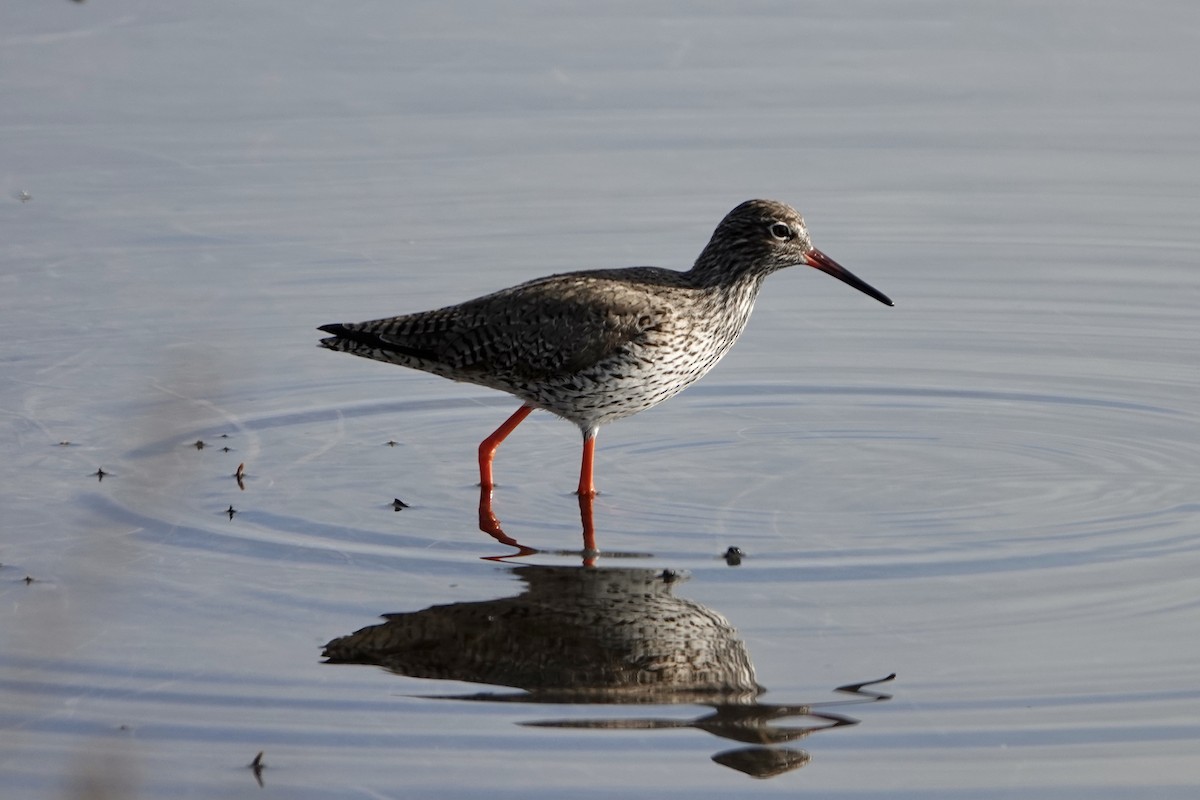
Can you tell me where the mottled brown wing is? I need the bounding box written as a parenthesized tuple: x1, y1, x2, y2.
(321, 273, 667, 382)
(434, 276, 661, 380)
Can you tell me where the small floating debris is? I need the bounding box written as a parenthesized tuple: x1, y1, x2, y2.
(92, 467, 109, 481)
(723, 546, 744, 566)
(836, 673, 897, 695)
(248, 751, 265, 787)
(392, 498, 410, 511)
(225, 505, 237, 520)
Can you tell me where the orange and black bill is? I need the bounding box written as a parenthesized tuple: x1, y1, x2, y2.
(804, 249, 894, 307)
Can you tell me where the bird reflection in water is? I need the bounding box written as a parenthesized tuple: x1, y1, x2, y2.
(324, 565, 893, 778)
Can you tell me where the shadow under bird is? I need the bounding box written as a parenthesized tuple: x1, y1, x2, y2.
(318, 199, 893, 497)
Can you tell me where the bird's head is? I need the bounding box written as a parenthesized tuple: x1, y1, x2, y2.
(696, 199, 893, 307)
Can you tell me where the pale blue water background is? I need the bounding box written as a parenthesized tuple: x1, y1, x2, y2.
(3, 1, 1199, 797)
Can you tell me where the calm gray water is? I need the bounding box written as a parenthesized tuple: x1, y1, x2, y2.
(3, 1, 1199, 797)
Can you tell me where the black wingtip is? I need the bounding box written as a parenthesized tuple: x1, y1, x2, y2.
(318, 323, 351, 350)
(316, 322, 436, 361)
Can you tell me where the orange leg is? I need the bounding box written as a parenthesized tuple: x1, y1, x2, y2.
(576, 433, 597, 498)
(478, 405, 534, 489)
(478, 482, 536, 556)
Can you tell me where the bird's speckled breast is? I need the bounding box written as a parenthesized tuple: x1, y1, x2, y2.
(512, 276, 764, 431)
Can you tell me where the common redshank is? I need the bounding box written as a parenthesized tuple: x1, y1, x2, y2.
(318, 199, 892, 498)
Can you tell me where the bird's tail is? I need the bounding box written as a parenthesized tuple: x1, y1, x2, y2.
(317, 322, 438, 367)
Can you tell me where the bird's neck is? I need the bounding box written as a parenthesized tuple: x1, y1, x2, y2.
(689, 272, 766, 350)
(684, 250, 772, 339)
(687, 260, 769, 299)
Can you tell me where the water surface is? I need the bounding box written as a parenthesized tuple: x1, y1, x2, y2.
(3, 1, 1199, 797)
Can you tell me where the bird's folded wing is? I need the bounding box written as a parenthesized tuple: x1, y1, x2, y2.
(384, 277, 668, 380)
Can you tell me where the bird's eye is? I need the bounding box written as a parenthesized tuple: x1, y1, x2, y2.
(768, 222, 792, 240)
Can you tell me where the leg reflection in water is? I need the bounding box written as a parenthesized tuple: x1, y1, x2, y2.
(478, 483, 597, 558)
